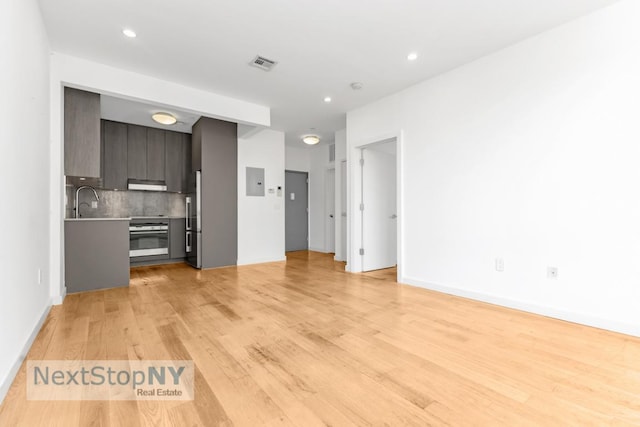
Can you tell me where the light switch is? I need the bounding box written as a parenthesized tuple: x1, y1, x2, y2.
(91, 201, 98, 209)
(290, 193, 295, 201)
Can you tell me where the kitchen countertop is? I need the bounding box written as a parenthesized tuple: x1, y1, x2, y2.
(65, 218, 131, 221)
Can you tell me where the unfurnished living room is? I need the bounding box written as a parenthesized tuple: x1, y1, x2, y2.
(1, 0, 640, 425)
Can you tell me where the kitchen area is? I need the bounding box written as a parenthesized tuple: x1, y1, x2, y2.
(64, 87, 238, 294)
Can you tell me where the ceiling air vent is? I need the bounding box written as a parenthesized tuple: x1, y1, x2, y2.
(250, 55, 278, 71)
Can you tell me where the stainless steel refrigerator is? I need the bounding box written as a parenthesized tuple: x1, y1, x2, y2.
(186, 170, 202, 268)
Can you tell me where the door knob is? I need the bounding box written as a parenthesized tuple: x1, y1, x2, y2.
(390, 214, 397, 219)
(329, 214, 334, 218)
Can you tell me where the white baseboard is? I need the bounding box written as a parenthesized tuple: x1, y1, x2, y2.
(401, 276, 640, 338)
(51, 286, 66, 305)
(0, 303, 51, 404)
(308, 247, 329, 253)
(237, 256, 286, 266)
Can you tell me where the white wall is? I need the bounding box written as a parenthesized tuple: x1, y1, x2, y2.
(347, 0, 640, 336)
(49, 53, 272, 302)
(285, 146, 311, 172)
(0, 0, 52, 401)
(237, 129, 286, 265)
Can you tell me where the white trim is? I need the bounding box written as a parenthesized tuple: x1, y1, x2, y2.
(348, 131, 403, 283)
(401, 276, 640, 338)
(309, 246, 329, 253)
(51, 286, 66, 305)
(0, 303, 51, 404)
(237, 256, 287, 266)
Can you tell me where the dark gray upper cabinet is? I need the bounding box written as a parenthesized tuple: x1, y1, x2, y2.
(181, 133, 192, 192)
(127, 124, 147, 180)
(102, 120, 128, 190)
(165, 131, 183, 192)
(170, 218, 186, 259)
(64, 87, 101, 178)
(146, 128, 166, 181)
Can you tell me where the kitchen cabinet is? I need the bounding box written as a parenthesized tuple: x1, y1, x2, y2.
(192, 117, 237, 268)
(102, 120, 128, 190)
(65, 219, 130, 293)
(64, 87, 101, 178)
(127, 124, 147, 180)
(165, 131, 183, 192)
(182, 133, 192, 191)
(165, 131, 192, 193)
(170, 218, 186, 259)
(146, 128, 166, 181)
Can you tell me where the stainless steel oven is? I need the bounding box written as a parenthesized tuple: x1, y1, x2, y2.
(129, 223, 169, 258)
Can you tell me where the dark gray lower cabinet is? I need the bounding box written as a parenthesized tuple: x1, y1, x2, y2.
(170, 218, 186, 259)
(65, 219, 130, 293)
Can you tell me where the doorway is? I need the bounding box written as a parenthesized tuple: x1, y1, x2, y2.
(285, 170, 309, 252)
(360, 140, 397, 272)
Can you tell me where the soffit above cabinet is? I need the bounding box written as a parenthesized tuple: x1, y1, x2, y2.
(101, 95, 198, 134)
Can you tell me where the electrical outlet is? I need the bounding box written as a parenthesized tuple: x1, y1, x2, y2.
(91, 201, 98, 209)
(495, 258, 504, 272)
(547, 266, 558, 279)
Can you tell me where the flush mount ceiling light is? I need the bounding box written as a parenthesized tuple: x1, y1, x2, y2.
(324, 96, 332, 103)
(152, 112, 177, 125)
(407, 52, 418, 61)
(350, 82, 364, 90)
(303, 135, 320, 145)
(122, 28, 137, 38)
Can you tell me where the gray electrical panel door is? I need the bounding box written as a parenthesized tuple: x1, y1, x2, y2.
(285, 171, 309, 251)
(246, 167, 265, 196)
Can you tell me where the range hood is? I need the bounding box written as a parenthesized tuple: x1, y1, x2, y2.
(127, 179, 167, 192)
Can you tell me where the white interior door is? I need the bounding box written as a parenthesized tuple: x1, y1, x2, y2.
(326, 169, 336, 253)
(362, 145, 397, 271)
(340, 160, 347, 260)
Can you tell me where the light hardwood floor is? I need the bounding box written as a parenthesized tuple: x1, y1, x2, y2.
(1, 251, 639, 426)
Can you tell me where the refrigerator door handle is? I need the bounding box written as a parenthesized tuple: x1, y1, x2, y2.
(186, 231, 192, 253)
(186, 198, 192, 231)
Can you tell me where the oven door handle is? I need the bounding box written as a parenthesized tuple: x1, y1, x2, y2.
(130, 230, 168, 235)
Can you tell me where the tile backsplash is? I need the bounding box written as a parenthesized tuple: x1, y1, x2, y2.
(66, 185, 187, 219)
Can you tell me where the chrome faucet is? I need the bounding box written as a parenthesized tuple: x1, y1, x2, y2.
(74, 186, 100, 218)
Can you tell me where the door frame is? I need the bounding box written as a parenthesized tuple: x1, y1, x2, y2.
(284, 169, 309, 252)
(325, 166, 336, 254)
(347, 131, 404, 281)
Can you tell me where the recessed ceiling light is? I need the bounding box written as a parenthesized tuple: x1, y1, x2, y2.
(324, 96, 332, 103)
(122, 29, 137, 38)
(407, 52, 418, 61)
(152, 112, 177, 125)
(302, 135, 320, 145)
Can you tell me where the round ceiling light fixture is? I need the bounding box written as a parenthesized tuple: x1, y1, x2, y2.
(152, 112, 177, 125)
(302, 135, 320, 145)
(324, 96, 332, 103)
(350, 82, 364, 90)
(122, 28, 137, 38)
(407, 52, 418, 61)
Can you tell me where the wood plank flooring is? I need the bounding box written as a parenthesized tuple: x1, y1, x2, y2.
(1, 250, 640, 426)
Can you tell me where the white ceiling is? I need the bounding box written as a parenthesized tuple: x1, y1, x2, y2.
(39, 0, 619, 147)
